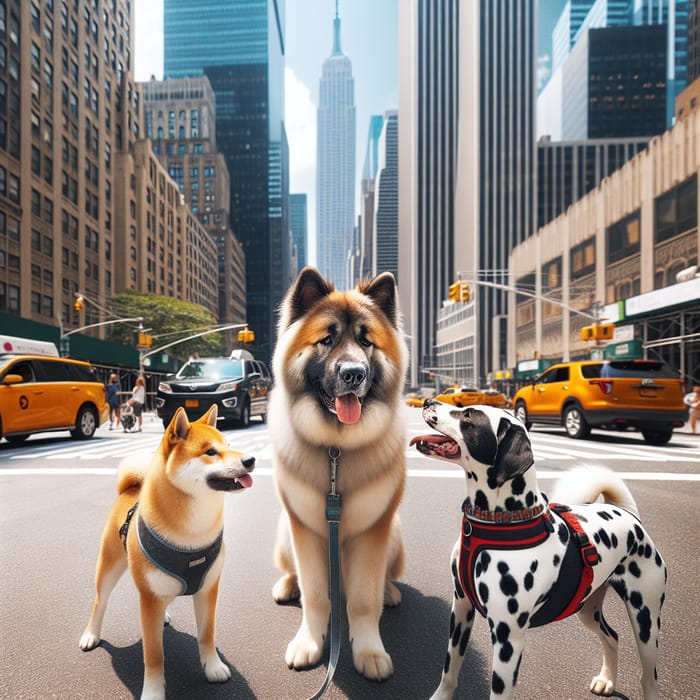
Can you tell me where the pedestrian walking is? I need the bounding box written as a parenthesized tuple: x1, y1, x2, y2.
(131, 375, 146, 432)
(106, 373, 121, 430)
(688, 385, 700, 435)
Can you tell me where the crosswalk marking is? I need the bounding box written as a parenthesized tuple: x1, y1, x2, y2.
(3, 427, 699, 465)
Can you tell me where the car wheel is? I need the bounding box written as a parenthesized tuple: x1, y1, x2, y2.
(563, 404, 590, 439)
(260, 412, 267, 424)
(7, 433, 29, 444)
(514, 401, 531, 430)
(71, 405, 98, 439)
(238, 401, 251, 428)
(642, 428, 672, 446)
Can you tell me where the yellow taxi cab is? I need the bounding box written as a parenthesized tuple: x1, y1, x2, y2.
(0, 335, 108, 443)
(434, 386, 510, 409)
(512, 359, 688, 445)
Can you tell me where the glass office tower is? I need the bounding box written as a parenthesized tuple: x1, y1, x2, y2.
(164, 0, 287, 362)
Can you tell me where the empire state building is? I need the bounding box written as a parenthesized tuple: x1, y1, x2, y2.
(316, 2, 356, 290)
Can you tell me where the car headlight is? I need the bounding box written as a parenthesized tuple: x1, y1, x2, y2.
(216, 381, 238, 393)
(158, 382, 172, 393)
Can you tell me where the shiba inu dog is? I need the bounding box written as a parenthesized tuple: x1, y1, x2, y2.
(269, 267, 408, 681)
(79, 405, 254, 700)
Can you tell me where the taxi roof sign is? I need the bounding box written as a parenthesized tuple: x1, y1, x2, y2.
(0, 334, 59, 357)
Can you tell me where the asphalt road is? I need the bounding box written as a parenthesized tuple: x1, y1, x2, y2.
(1, 408, 699, 700)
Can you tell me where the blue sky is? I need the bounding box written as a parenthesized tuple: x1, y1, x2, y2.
(134, 0, 399, 264)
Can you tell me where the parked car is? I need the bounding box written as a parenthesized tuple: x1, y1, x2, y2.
(156, 349, 271, 428)
(0, 335, 108, 443)
(512, 359, 688, 445)
(434, 386, 510, 409)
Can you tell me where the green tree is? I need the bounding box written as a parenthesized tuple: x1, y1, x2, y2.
(107, 290, 223, 359)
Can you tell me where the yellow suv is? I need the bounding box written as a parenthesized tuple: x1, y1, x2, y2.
(512, 359, 688, 445)
(0, 336, 108, 443)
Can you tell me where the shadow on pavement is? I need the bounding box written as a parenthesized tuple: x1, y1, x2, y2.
(102, 624, 256, 699)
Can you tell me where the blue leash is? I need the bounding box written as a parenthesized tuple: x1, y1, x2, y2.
(307, 447, 342, 700)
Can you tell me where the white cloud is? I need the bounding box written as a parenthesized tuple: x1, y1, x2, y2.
(285, 67, 317, 265)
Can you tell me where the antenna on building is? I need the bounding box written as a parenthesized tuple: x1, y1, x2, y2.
(332, 0, 342, 54)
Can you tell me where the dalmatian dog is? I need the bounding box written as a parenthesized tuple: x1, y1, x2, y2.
(411, 400, 667, 700)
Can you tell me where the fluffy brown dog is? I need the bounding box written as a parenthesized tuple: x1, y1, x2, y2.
(269, 267, 408, 681)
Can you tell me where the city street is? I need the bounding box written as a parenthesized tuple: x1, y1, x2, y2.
(1, 407, 699, 699)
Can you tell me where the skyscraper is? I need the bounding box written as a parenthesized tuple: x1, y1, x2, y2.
(163, 0, 287, 361)
(456, 1, 537, 383)
(374, 110, 399, 279)
(290, 193, 308, 274)
(316, 2, 356, 290)
(399, 0, 461, 387)
(399, 0, 536, 387)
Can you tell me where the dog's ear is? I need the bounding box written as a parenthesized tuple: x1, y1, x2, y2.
(283, 267, 334, 328)
(490, 417, 534, 487)
(197, 403, 218, 426)
(167, 407, 190, 443)
(359, 272, 399, 328)
(460, 408, 498, 466)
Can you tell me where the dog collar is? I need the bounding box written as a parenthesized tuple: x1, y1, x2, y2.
(136, 515, 223, 596)
(462, 498, 545, 524)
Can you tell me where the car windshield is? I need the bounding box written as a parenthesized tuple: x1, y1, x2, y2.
(176, 359, 243, 380)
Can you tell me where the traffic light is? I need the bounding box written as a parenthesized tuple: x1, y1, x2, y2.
(137, 332, 153, 348)
(448, 280, 471, 303)
(237, 328, 255, 344)
(74, 295, 84, 312)
(581, 323, 614, 341)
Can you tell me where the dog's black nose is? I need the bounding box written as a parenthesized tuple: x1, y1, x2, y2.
(241, 455, 255, 471)
(339, 362, 367, 389)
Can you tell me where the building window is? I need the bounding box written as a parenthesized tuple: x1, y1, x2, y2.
(654, 174, 697, 244)
(607, 211, 640, 265)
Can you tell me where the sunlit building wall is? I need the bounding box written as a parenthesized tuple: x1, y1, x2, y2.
(0, 0, 145, 334)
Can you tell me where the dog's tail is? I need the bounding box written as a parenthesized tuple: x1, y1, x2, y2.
(549, 466, 639, 515)
(116, 451, 151, 495)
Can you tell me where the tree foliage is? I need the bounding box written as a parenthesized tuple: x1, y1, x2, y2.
(107, 290, 223, 359)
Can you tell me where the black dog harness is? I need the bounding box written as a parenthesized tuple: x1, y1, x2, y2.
(119, 503, 223, 596)
(458, 499, 599, 627)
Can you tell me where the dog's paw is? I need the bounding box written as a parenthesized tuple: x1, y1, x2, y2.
(590, 674, 615, 696)
(273, 574, 300, 604)
(384, 581, 402, 607)
(203, 656, 232, 683)
(78, 631, 100, 651)
(285, 630, 323, 669)
(353, 647, 394, 681)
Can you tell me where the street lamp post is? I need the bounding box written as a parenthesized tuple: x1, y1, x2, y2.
(59, 317, 144, 357)
(138, 322, 250, 377)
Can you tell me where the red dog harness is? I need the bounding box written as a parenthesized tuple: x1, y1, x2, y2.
(458, 500, 599, 627)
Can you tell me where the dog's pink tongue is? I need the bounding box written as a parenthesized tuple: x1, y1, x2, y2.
(335, 394, 361, 424)
(235, 474, 253, 489)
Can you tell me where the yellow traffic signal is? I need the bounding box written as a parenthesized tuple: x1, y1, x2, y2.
(237, 328, 255, 344)
(448, 281, 471, 303)
(74, 295, 84, 312)
(581, 323, 614, 341)
(137, 332, 153, 348)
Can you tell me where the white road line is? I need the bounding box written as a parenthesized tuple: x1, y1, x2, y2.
(2, 467, 699, 481)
